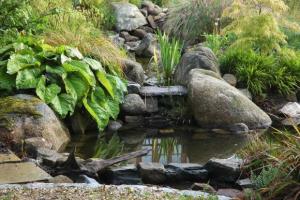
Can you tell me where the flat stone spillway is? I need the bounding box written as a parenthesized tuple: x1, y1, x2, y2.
(0, 150, 51, 184)
(139, 86, 188, 97)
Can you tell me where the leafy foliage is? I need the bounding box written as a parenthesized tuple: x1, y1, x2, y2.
(222, 0, 300, 54)
(0, 37, 127, 131)
(157, 31, 182, 85)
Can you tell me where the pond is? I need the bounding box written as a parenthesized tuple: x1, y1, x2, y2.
(66, 126, 250, 165)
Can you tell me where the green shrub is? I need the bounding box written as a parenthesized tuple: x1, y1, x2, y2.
(220, 48, 300, 96)
(157, 31, 182, 85)
(0, 37, 127, 131)
(203, 33, 237, 56)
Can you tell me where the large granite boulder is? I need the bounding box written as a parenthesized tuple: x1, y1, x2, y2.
(175, 46, 220, 86)
(0, 94, 70, 152)
(112, 3, 148, 32)
(188, 69, 272, 130)
(121, 59, 145, 85)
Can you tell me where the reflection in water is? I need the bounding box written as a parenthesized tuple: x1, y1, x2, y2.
(67, 127, 250, 164)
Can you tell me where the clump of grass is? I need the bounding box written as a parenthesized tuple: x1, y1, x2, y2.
(157, 31, 182, 85)
(164, 0, 230, 42)
(239, 125, 300, 199)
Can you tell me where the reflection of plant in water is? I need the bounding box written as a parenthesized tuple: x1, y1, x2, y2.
(151, 137, 179, 163)
(93, 134, 124, 159)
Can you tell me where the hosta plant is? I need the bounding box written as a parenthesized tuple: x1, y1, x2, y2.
(0, 37, 127, 131)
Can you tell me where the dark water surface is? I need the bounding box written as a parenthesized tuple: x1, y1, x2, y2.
(67, 126, 250, 165)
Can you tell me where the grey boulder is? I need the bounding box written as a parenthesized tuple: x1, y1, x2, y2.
(112, 3, 148, 32)
(175, 45, 220, 86)
(188, 69, 272, 130)
(0, 94, 70, 152)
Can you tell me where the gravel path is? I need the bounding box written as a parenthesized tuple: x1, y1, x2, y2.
(0, 183, 231, 200)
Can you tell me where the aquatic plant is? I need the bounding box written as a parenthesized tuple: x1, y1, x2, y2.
(93, 134, 124, 159)
(157, 31, 182, 85)
(0, 37, 127, 131)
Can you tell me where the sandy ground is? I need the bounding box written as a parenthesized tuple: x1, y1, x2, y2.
(0, 183, 231, 200)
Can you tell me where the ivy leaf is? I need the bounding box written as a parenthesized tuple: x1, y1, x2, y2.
(16, 67, 44, 89)
(51, 93, 76, 117)
(63, 60, 96, 86)
(83, 57, 104, 71)
(0, 67, 15, 91)
(7, 54, 40, 74)
(36, 76, 61, 104)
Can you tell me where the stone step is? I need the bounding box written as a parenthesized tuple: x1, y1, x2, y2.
(139, 86, 188, 97)
(0, 162, 51, 184)
(0, 151, 51, 184)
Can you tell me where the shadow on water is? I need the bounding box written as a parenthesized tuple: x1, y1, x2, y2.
(66, 126, 250, 165)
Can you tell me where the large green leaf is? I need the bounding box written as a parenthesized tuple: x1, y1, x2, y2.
(51, 93, 76, 117)
(83, 57, 104, 71)
(83, 95, 110, 131)
(7, 54, 40, 74)
(16, 67, 44, 89)
(0, 44, 13, 56)
(46, 65, 67, 78)
(96, 71, 114, 98)
(36, 76, 61, 104)
(62, 60, 96, 86)
(63, 73, 89, 102)
(107, 97, 120, 120)
(0, 67, 15, 91)
(107, 74, 127, 102)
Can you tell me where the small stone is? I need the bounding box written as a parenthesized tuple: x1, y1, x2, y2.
(120, 31, 140, 42)
(236, 178, 254, 189)
(279, 102, 300, 126)
(107, 121, 123, 132)
(223, 74, 237, 87)
(122, 94, 146, 115)
(204, 156, 243, 183)
(191, 183, 217, 194)
(147, 15, 157, 29)
(122, 59, 145, 85)
(48, 175, 73, 183)
(131, 29, 148, 39)
(139, 26, 154, 33)
(138, 162, 167, 184)
(127, 82, 141, 94)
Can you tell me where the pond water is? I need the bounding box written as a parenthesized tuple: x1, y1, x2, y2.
(66, 126, 250, 165)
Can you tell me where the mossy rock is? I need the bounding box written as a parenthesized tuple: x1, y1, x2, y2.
(0, 94, 70, 152)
